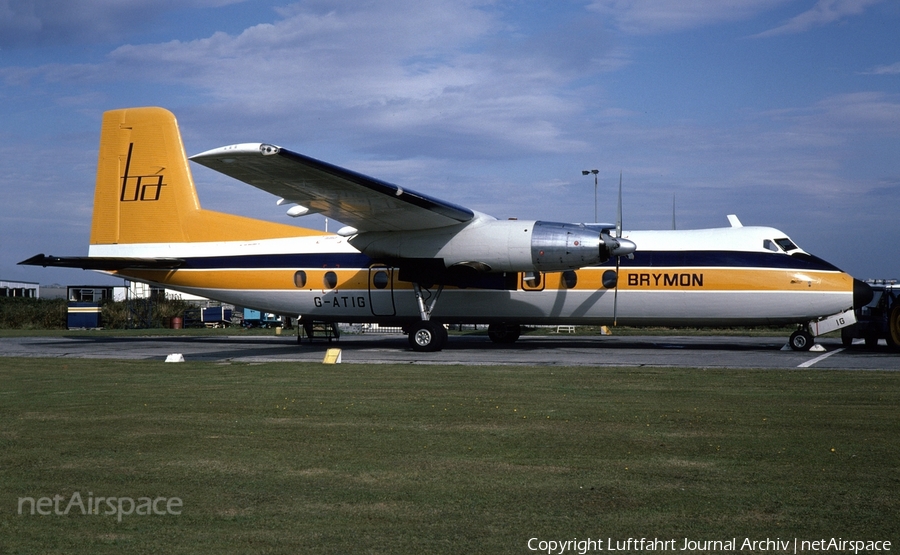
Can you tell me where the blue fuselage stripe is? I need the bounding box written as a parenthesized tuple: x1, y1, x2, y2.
(603, 251, 841, 272)
(175, 250, 840, 273)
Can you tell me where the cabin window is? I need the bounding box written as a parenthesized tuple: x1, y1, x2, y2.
(562, 270, 577, 289)
(372, 270, 390, 289)
(522, 272, 544, 291)
(602, 270, 618, 289)
(323, 271, 338, 289)
(293, 270, 307, 288)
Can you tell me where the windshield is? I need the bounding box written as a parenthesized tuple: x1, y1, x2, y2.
(774, 238, 798, 252)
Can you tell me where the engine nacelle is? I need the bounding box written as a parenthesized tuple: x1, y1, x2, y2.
(531, 221, 606, 271)
(349, 215, 635, 275)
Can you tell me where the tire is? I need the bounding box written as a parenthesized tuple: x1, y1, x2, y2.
(408, 321, 446, 352)
(789, 330, 814, 352)
(841, 325, 855, 347)
(433, 322, 448, 349)
(889, 304, 900, 351)
(488, 323, 521, 344)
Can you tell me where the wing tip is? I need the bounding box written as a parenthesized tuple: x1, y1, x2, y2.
(190, 143, 274, 161)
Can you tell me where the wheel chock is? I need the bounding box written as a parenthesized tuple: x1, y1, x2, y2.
(323, 348, 342, 364)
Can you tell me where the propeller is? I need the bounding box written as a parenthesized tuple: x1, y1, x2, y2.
(597, 172, 635, 325)
(613, 172, 623, 325)
(617, 172, 623, 238)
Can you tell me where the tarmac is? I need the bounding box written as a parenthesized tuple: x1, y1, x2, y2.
(2, 332, 898, 370)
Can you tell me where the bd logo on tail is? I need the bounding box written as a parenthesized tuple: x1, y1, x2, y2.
(119, 143, 166, 202)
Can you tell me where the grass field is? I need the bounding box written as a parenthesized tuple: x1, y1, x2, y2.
(1, 358, 898, 554)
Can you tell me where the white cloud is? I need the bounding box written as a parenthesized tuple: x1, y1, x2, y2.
(588, 0, 790, 34)
(767, 92, 900, 137)
(752, 0, 884, 38)
(0, 0, 247, 48)
(860, 61, 900, 75)
(19, 1, 621, 158)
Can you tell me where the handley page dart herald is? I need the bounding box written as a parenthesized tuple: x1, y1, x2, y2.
(21, 107, 873, 351)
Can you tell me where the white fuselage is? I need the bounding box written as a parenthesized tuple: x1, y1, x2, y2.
(92, 225, 855, 328)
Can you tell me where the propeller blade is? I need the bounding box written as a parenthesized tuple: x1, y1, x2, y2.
(616, 171, 623, 238)
(613, 171, 623, 325)
(613, 256, 620, 326)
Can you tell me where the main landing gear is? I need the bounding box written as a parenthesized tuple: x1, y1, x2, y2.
(406, 283, 448, 352)
(487, 323, 521, 344)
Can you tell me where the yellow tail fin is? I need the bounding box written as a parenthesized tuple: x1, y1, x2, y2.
(89, 107, 316, 245)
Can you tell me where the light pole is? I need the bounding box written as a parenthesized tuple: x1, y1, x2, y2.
(582, 169, 599, 222)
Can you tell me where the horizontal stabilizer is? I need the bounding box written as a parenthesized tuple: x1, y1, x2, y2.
(18, 254, 185, 271)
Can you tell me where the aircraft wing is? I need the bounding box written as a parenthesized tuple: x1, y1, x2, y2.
(190, 144, 476, 232)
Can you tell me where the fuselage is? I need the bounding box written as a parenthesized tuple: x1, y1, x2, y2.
(93, 224, 856, 328)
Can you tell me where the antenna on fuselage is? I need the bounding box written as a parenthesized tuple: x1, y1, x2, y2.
(672, 193, 676, 230)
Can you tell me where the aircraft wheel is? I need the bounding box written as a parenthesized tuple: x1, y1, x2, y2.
(435, 323, 449, 348)
(840, 325, 855, 347)
(889, 304, 900, 351)
(488, 323, 521, 344)
(408, 321, 446, 352)
(789, 330, 814, 351)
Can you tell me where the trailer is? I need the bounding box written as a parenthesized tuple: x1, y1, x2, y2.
(841, 280, 900, 350)
(240, 309, 282, 328)
(183, 306, 234, 328)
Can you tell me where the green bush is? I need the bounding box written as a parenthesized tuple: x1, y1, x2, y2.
(101, 297, 193, 329)
(0, 298, 67, 329)
(0, 297, 193, 329)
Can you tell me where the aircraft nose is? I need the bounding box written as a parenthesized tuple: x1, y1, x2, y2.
(853, 279, 873, 309)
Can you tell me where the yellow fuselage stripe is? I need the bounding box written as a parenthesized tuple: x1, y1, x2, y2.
(119, 267, 852, 294)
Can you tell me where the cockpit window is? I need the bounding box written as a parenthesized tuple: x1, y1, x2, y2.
(763, 239, 780, 252)
(774, 238, 798, 252)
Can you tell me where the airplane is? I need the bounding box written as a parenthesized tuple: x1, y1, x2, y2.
(20, 107, 873, 352)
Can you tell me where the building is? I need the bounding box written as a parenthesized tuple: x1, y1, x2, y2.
(0, 279, 40, 298)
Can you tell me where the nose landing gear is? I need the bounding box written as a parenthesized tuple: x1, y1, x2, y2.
(789, 328, 814, 351)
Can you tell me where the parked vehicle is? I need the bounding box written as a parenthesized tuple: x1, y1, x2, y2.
(842, 280, 900, 350)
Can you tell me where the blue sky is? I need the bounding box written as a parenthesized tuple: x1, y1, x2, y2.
(2, 0, 898, 286)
